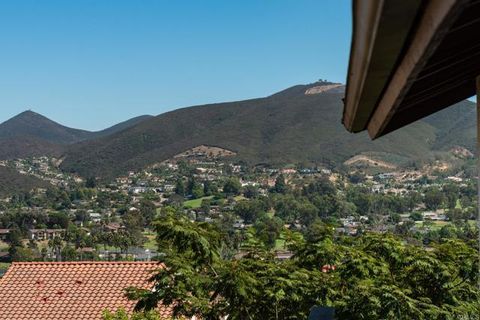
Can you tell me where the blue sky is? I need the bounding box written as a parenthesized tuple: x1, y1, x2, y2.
(0, 0, 351, 130)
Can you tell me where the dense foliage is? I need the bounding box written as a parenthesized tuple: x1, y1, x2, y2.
(128, 212, 479, 320)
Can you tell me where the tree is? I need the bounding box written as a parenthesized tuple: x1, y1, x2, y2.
(200, 199, 211, 215)
(140, 200, 157, 226)
(203, 180, 217, 196)
(405, 191, 422, 211)
(409, 211, 423, 221)
(103, 309, 164, 320)
(48, 211, 70, 229)
(273, 174, 287, 194)
(85, 177, 97, 188)
(129, 219, 480, 320)
(234, 199, 266, 224)
(243, 185, 259, 199)
(443, 183, 459, 209)
(48, 236, 64, 261)
(10, 246, 37, 261)
(174, 179, 185, 196)
(254, 216, 283, 249)
(304, 219, 333, 243)
(123, 210, 146, 246)
(424, 187, 445, 210)
(186, 177, 203, 198)
(223, 177, 242, 196)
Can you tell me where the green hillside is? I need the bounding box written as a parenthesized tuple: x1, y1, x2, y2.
(0, 166, 49, 197)
(60, 82, 476, 178)
(0, 111, 153, 160)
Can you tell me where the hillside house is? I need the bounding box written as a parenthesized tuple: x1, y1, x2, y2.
(89, 212, 102, 223)
(0, 229, 10, 241)
(28, 229, 65, 241)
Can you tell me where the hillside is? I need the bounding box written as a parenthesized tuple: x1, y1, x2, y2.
(0, 111, 92, 145)
(0, 166, 49, 197)
(90, 115, 154, 138)
(60, 81, 476, 178)
(0, 112, 153, 159)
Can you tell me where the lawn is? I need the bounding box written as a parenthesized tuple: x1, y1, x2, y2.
(183, 196, 214, 209)
(142, 231, 157, 250)
(0, 240, 9, 251)
(415, 220, 450, 230)
(274, 239, 286, 250)
(0, 262, 10, 277)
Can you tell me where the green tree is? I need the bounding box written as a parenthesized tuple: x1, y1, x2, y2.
(128, 216, 480, 320)
(424, 187, 445, 210)
(273, 174, 288, 194)
(174, 179, 185, 196)
(223, 177, 242, 196)
(140, 200, 156, 226)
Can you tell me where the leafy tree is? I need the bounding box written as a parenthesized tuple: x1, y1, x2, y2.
(123, 211, 146, 246)
(303, 177, 336, 198)
(443, 183, 459, 209)
(85, 177, 97, 188)
(128, 218, 480, 320)
(203, 180, 217, 196)
(424, 187, 445, 210)
(174, 179, 185, 196)
(10, 246, 37, 261)
(186, 177, 203, 199)
(223, 177, 242, 196)
(234, 199, 266, 224)
(140, 200, 157, 226)
(273, 174, 288, 194)
(48, 236, 64, 261)
(304, 219, 333, 243)
(243, 185, 259, 199)
(200, 199, 211, 215)
(409, 211, 423, 221)
(405, 191, 422, 211)
(103, 309, 164, 320)
(48, 211, 70, 229)
(253, 216, 283, 249)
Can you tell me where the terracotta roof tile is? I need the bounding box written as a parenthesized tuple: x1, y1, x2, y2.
(0, 261, 172, 319)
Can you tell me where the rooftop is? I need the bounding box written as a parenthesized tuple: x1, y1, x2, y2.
(0, 261, 172, 320)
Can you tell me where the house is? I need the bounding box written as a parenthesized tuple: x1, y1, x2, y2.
(0, 229, 9, 241)
(0, 261, 173, 319)
(89, 212, 102, 223)
(28, 229, 65, 241)
(104, 222, 124, 233)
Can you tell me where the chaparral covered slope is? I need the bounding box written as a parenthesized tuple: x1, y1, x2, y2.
(59, 82, 476, 178)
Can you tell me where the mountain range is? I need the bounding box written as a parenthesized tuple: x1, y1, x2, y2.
(0, 111, 153, 159)
(0, 81, 476, 180)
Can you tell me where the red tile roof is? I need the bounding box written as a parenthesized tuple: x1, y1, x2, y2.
(0, 261, 172, 320)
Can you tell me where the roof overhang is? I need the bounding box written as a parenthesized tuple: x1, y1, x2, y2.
(343, 0, 480, 139)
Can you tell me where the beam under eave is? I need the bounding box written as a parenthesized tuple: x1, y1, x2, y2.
(343, 0, 423, 133)
(477, 75, 480, 290)
(366, 0, 468, 139)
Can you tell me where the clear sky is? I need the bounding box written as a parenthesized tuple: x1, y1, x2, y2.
(0, 0, 352, 130)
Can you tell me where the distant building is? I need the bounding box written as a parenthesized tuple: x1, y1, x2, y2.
(0, 229, 10, 241)
(28, 229, 65, 241)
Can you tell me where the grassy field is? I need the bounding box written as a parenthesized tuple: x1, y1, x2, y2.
(142, 231, 157, 250)
(0, 262, 10, 277)
(0, 240, 9, 251)
(183, 196, 214, 209)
